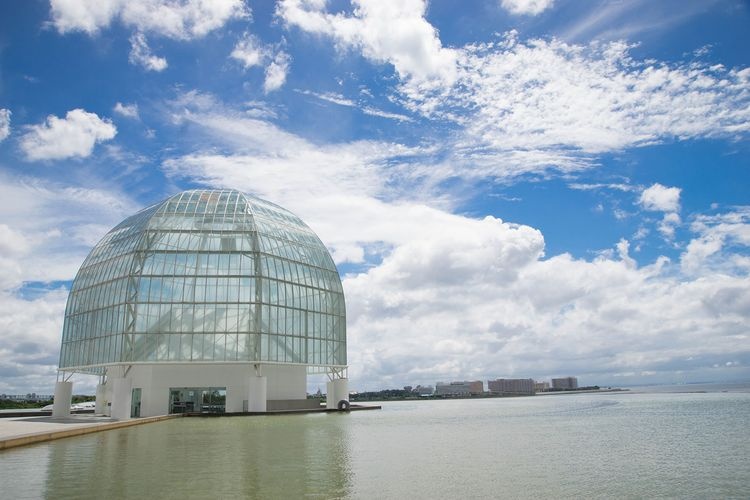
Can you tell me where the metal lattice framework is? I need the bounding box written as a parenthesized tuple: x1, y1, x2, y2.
(59, 189, 346, 374)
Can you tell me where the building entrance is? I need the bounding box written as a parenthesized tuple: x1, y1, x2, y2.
(131, 388, 141, 417)
(169, 387, 226, 414)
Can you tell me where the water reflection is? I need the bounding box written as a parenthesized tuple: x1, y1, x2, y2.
(35, 414, 352, 499)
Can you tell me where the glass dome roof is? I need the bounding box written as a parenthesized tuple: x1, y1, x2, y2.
(59, 189, 346, 374)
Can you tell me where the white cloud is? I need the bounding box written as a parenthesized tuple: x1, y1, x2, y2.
(399, 34, 750, 176)
(344, 222, 749, 390)
(159, 96, 750, 389)
(280, 4, 750, 179)
(639, 183, 681, 212)
(264, 50, 290, 93)
(129, 32, 168, 71)
(658, 212, 681, 239)
(50, 0, 248, 40)
(230, 33, 265, 69)
(681, 208, 750, 275)
(113, 101, 139, 119)
(230, 34, 291, 93)
(0, 173, 142, 393)
(277, 0, 457, 82)
(19, 109, 117, 161)
(298, 90, 414, 122)
(0, 108, 11, 141)
(501, 0, 554, 16)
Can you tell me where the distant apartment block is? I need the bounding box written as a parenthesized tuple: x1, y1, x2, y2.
(435, 381, 484, 396)
(488, 378, 535, 395)
(534, 381, 550, 392)
(551, 377, 579, 390)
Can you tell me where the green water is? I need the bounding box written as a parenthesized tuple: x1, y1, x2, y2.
(2, 390, 749, 499)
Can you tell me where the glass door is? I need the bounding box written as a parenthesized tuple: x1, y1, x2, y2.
(130, 388, 141, 417)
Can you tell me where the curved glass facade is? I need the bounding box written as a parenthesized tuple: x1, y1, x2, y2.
(60, 189, 346, 374)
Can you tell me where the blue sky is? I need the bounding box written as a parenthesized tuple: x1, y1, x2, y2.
(0, 0, 749, 393)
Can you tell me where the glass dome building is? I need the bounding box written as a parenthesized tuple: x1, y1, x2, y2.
(53, 189, 348, 418)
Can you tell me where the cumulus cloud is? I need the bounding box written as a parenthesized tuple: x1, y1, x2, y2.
(0, 288, 68, 393)
(344, 222, 750, 389)
(129, 32, 168, 71)
(638, 184, 682, 239)
(50, 0, 248, 40)
(639, 183, 681, 212)
(159, 95, 750, 388)
(19, 109, 117, 161)
(501, 0, 555, 16)
(277, 0, 457, 82)
(113, 101, 139, 119)
(0, 173, 141, 393)
(0, 108, 11, 141)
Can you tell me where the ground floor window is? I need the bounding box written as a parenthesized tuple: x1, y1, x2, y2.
(169, 387, 226, 414)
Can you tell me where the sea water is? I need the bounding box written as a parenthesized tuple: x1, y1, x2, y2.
(2, 385, 749, 499)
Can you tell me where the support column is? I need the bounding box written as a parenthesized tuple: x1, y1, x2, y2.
(52, 381, 73, 418)
(247, 376, 267, 412)
(110, 377, 132, 420)
(326, 378, 349, 409)
(95, 383, 106, 415)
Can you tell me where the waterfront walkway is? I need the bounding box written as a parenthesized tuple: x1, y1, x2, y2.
(0, 414, 178, 451)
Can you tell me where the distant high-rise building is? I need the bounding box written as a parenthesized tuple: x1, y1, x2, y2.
(551, 377, 578, 390)
(488, 378, 535, 395)
(435, 381, 484, 396)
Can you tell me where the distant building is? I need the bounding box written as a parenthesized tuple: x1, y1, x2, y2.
(435, 381, 483, 396)
(0, 393, 53, 402)
(488, 378, 535, 395)
(551, 377, 578, 390)
(534, 381, 550, 392)
(413, 385, 434, 396)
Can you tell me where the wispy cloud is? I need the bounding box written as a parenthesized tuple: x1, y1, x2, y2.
(0, 109, 10, 141)
(129, 32, 168, 71)
(298, 90, 414, 122)
(555, 0, 720, 43)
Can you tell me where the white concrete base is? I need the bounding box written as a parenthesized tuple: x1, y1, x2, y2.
(97, 363, 309, 417)
(247, 376, 267, 412)
(326, 378, 349, 409)
(52, 381, 73, 418)
(95, 383, 106, 415)
(110, 378, 132, 420)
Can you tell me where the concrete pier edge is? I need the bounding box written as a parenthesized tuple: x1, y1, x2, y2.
(0, 414, 180, 451)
